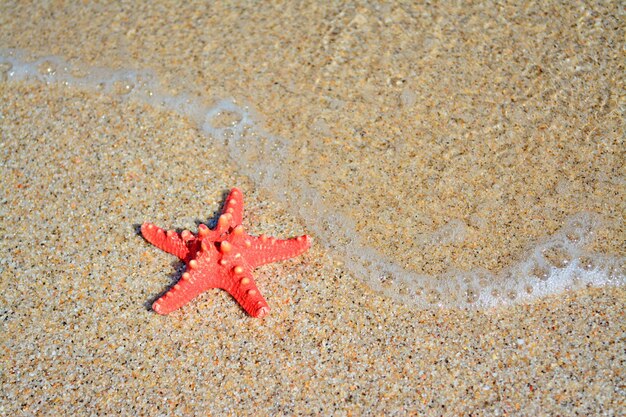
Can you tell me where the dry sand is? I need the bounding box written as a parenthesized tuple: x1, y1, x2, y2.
(1, 1, 624, 415)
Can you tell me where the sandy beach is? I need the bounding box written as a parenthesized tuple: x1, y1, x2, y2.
(1, 2, 624, 415)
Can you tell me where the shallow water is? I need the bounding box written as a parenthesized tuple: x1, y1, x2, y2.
(2, 48, 623, 310)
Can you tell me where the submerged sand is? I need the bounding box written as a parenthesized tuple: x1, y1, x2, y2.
(1, 1, 624, 415)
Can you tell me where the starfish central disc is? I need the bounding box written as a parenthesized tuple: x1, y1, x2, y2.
(141, 188, 311, 318)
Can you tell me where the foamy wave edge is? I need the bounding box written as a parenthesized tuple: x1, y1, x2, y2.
(2, 48, 623, 309)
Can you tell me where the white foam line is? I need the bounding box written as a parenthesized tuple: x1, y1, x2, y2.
(2, 48, 623, 309)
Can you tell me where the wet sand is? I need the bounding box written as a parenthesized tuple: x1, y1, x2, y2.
(1, 2, 624, 415)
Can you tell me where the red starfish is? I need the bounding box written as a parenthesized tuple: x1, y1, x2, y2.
(141, 188, 311, 318)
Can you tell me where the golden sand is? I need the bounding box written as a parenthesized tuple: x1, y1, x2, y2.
(1, 2, 624, 414)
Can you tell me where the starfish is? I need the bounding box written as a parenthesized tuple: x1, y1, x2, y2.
(141, 187, 311, 318)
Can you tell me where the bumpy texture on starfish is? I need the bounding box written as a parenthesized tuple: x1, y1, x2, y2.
(141, 188, 311, 318)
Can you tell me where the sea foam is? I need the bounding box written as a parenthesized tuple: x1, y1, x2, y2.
(2, 48, 623, 309)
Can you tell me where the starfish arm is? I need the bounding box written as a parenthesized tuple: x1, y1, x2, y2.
(212, 188, 245, 235)
(223, 267, 270, 318)
(141, 222, 192, 260)
(222, 188, 244, 228)
(151, 260, 219, 315)
(246, 234, 311, 268)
